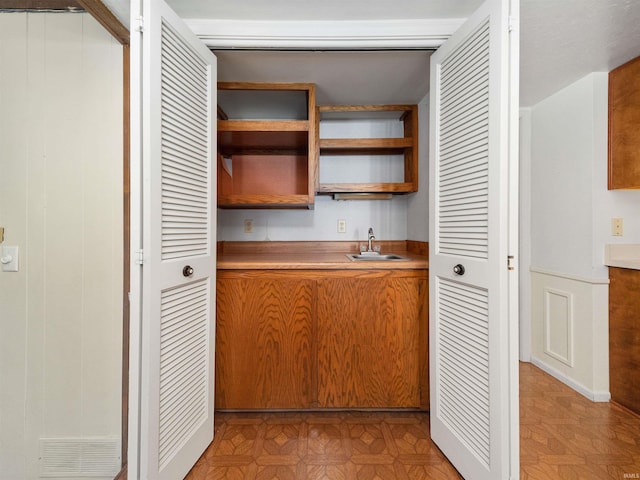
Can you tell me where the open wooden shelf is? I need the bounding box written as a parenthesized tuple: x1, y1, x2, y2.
(217, 82, 317, 209)
(218, 124, 309, 156)
(217, 194, 312, 209)
(315, 104, 418, 196)
(318, 137, 413, 155)
(316, 182, 415, 194)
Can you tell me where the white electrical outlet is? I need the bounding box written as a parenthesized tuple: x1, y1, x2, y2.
(337, 219, 346, 233)
(612, 217, 623, 236)
(244, 219, 254, 234)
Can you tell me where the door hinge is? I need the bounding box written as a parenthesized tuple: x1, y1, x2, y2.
(508, 15, 517, 33)
(135, 249, 144, 266)
(136, 15, 145, 33)
(507, 255, 515, 271)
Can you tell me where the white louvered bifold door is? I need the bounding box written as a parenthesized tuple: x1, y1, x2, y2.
(428, 0, 518, 478)
(139, 0, 217, 478)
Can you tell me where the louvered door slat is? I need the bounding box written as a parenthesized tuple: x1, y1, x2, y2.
(440, 26, 490, 87)
(161, 68, 207, 113)
(162, 139, 209, 167)
(442, 121, 488, 151)
(161, 102, 207, 142)
(162, 186, 207, 202)
(158, 278, 209, 469)
(442, 66, 490, 106)
(438, 373, 488, 423)
(437, 19, 491, 260)
(162, 122, 207, 153)
(440, 140, 489, 167)
(160, 20, 210, 262)
(162, 149, 208, 173)
(437, 276, 490, 466)
(439, 176, 486, 195)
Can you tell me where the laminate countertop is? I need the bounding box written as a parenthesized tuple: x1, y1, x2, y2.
(605, 244, 640, 270)
(216, 241, 429, 270)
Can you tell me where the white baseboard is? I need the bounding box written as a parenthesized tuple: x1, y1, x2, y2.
(530, 356, 611, 402)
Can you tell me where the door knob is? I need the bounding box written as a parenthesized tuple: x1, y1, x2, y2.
(453, 264, 465, 275)
(183, 265, 194, 277)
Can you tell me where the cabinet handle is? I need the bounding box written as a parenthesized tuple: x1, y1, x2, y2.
(453, 264, 465, 276)
(183, 265, 194, 277)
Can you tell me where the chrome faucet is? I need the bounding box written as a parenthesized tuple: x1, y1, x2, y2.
(367, 227, 375, 252)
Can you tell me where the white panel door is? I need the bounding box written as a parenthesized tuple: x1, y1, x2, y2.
(136, 0, 217, 478)
(429, 0, 518, 479)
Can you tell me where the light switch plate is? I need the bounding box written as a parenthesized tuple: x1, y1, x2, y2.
(1, 245, 18, 272)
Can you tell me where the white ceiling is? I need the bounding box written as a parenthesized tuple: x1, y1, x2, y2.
(103, 0, 640, 107)
(214, 50, 432, 106)
(520, 0, 640, 105)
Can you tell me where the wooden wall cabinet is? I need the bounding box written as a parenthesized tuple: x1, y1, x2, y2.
(217, 83, 317, 208)
(215, 270, 429, 410)
(609, 267, 640, 415)
(316, 105, 419, 195)
(609, 56, 640, 189)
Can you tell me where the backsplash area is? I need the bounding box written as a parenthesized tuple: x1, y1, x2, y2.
(217, 195, 410, 242)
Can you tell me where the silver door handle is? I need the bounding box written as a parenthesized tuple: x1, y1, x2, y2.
(453, 264, 465, 275)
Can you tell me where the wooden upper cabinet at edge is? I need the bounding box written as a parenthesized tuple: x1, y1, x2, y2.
(217, 82, 318, 208)
(609, 56, 640, 190)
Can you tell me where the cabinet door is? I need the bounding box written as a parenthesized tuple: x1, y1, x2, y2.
(215, 276, 315, 409)
(609, 267, 640, 414)
(317, 275, 426, 408)
(609, 56, 640, 189)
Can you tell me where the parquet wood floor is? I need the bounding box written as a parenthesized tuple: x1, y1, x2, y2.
(520, 362, 640, 479)
(186, 363, 640, 479)
(185, 411, 461, 479)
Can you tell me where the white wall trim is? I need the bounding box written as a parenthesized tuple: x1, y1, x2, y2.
(519, 108, 532, 362)
(530, 357, 611, 402)
(185, 18, 465, 49)
(530, 267, 609, 285)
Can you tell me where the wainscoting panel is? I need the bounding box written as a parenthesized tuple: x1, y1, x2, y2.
(543, 287, 574, 367)
(530, 268, 610, 401)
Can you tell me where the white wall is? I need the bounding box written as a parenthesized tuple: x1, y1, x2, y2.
(528, 72, 640, 400)
(218, 94, 430, 243)
(407, 94, 430, 241)
(0, 13, 123, 479)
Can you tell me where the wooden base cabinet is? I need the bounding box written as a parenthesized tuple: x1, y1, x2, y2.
(215, 275, 316, 409)
(609, 267, 640, 415)
(215, 270, 428, 410)
(317, 276, 426, 408)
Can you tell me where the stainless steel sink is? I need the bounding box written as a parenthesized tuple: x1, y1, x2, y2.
(346, 253, 409, 261)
